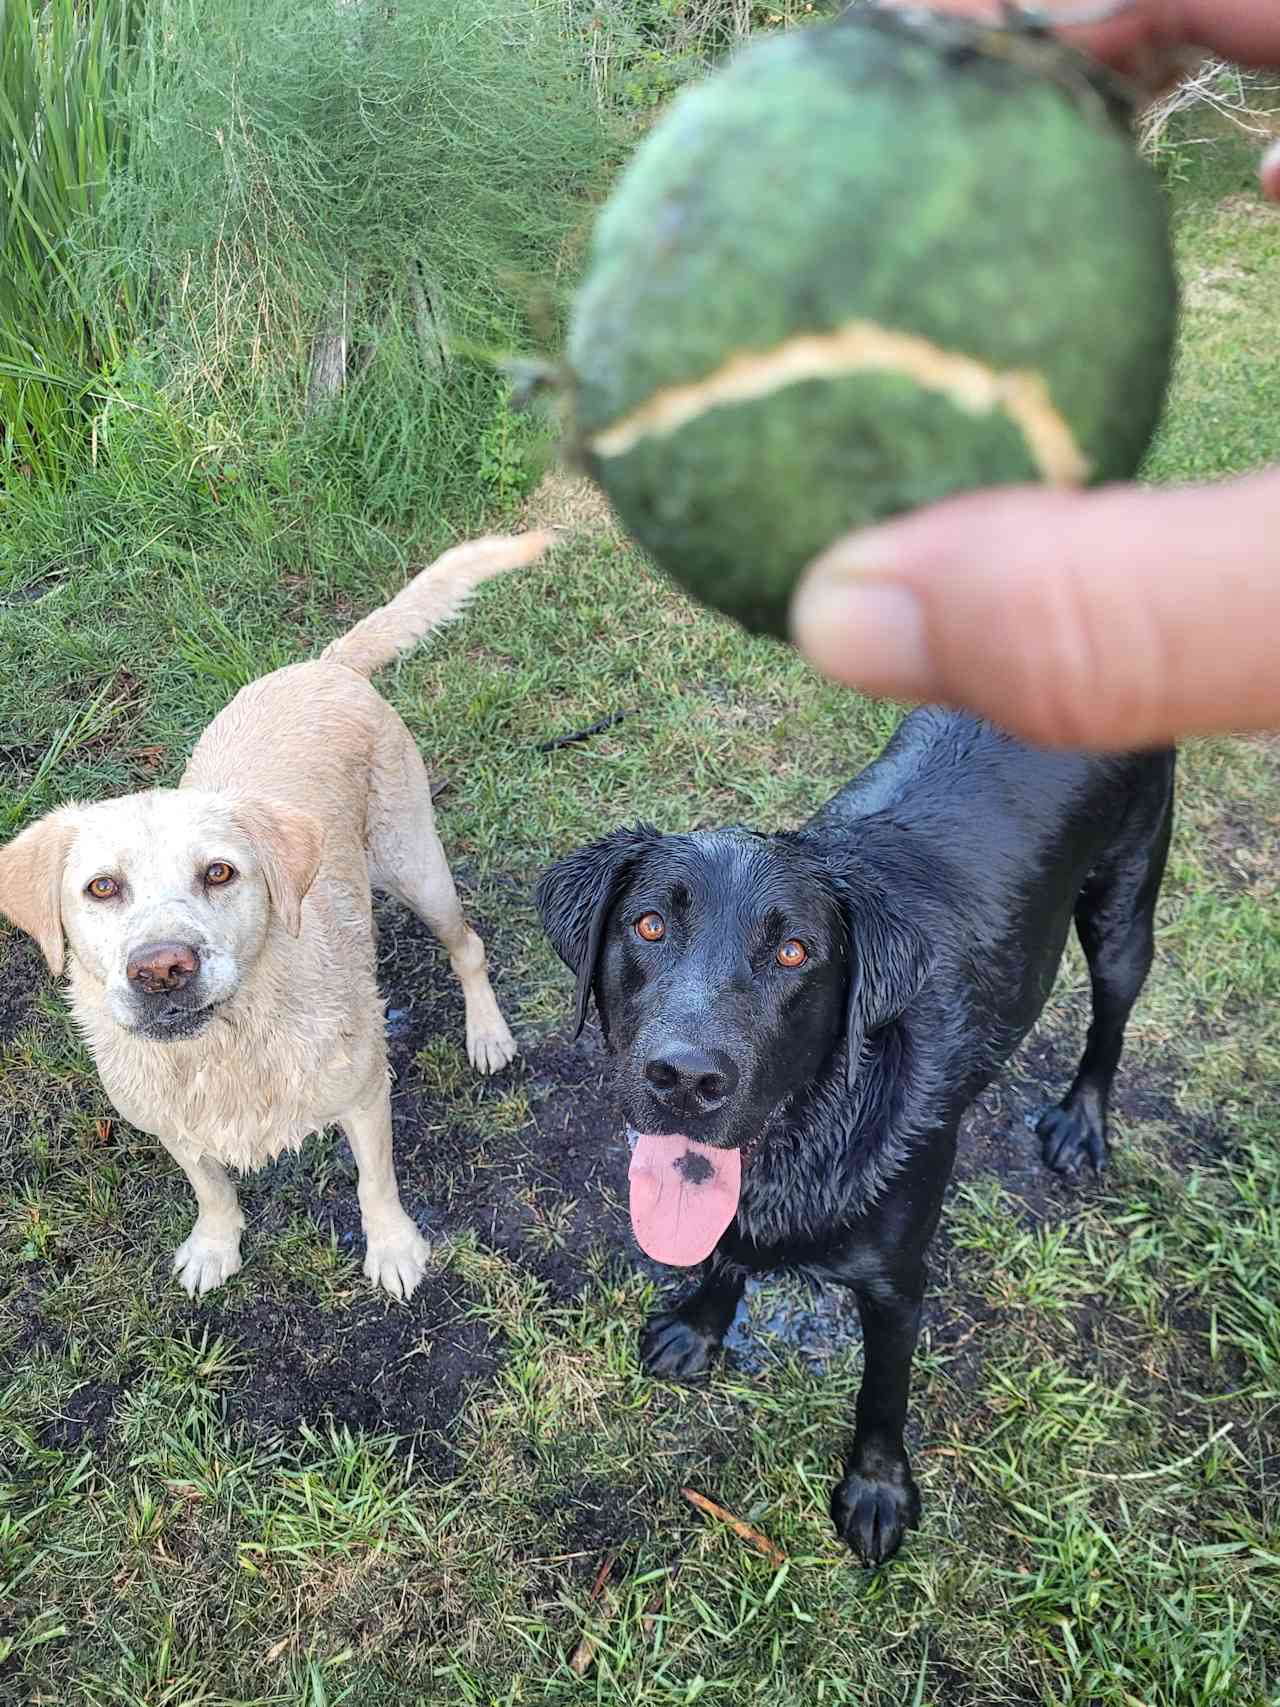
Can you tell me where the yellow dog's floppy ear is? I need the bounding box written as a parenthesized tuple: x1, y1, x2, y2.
(232, 798, 325, 938)
(0, 807, 79, 976)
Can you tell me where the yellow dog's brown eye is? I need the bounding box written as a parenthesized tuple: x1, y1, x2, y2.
(777, 939, 807, 968)
(86, 876, 119, 901)
(635, 912, 665, 942)
(205, 862, 236, 886)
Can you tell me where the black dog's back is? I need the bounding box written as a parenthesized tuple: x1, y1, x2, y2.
(815, 709, 1165, 903)
(806, 709, 1174, 1083)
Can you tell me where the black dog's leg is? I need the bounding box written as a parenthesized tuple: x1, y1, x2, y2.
(1038, 791, 1173, 1175)
(831, 1267, 925, 1567)
(641, 1258, 746, 1379)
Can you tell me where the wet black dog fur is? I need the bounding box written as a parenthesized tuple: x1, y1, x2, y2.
(535, 708, 1175, 1566)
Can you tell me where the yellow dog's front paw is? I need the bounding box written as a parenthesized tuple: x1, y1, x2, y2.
(363, 1215, 432, 1301)
(173, 1223, 244, 1297)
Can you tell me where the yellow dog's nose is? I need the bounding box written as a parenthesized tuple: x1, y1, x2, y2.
(126, 941, 200, 993)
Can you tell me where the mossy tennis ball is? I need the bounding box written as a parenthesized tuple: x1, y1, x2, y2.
(566, 8, 1178, 638)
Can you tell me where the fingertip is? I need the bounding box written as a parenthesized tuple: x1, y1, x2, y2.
(790, 571, 931, 698)
(1262, 141, 1280, 204)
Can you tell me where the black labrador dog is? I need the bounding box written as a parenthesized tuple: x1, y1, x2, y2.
(535, 708, 1174, 1565)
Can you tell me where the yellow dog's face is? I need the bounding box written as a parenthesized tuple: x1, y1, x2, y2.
(0, 789, 322, 1040)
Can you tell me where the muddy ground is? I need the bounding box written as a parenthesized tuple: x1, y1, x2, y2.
(8, 887, 1218, 1468)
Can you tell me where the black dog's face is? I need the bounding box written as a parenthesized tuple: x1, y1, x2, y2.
(536, 827, 854, 1266)
(596, 832, 848, 1150)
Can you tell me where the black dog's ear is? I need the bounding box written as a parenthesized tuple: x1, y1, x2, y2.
(534, 824, 659, 1037)
(840, 889, 934, 1090)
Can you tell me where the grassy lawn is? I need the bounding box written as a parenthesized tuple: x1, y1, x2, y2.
(2, 135, 1279, 1705)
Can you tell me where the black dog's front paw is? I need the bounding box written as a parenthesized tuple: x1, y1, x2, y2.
(1036, 1102, 1108, 1175)
(640, 1311, 722, 1380)
(831, 1460, 921, 1566)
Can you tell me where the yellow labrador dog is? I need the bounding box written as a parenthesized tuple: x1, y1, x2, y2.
(0, 532, 550, 1300)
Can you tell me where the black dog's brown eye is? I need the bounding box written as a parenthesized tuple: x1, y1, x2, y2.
(635, 912, 666, 942)
(86, 876, 119, 901)
(205, 862, 236, 886)
(777, 939, 808, 968)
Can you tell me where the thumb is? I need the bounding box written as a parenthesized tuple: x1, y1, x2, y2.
(789, 469, 1280, 750)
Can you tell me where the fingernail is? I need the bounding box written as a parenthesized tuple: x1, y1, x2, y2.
(1262, 141, 1280, 204)
(802, 527, 905, 588)
(790, 574, 931, 696)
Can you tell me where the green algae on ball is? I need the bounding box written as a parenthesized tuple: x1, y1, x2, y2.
(566, 7, 1179, 638)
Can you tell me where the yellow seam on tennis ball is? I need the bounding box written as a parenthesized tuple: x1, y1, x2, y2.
(588, 320, 1091, 487)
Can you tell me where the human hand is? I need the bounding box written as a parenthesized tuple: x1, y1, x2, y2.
(790, 1, 1280, 749)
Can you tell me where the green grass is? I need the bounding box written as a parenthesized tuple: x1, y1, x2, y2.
(1, 0, 616, 519)
(0, 0, 145, 482)
(2, 128, 1279, 1705)
(555, 0, 836, 112)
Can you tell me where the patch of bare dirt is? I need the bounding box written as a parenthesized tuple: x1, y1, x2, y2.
(39, 1380, 123, 1452)
(1200, 798, 1280, 897)
(206, 1279, 502, 1469)
(0, 931, 43, 1046)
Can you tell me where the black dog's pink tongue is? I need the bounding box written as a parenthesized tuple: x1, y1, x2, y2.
(628, 1133, 741, 1267)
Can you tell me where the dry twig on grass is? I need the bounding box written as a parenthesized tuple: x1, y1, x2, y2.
(681, 1487, 788, 1566)
(567, 1552, 619, 1677)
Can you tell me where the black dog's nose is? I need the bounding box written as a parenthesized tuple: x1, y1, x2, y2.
(127, 941, 200, 994)
(644, 1043, 739, 1112)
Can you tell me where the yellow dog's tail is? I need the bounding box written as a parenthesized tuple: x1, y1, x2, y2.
(319, 531, 553, 679)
